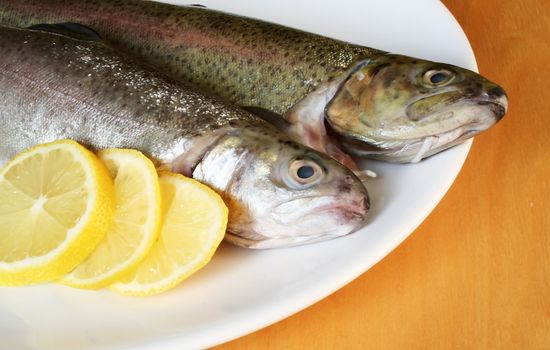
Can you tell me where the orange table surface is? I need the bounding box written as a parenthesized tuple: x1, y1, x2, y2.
(213, 0, 550, 349)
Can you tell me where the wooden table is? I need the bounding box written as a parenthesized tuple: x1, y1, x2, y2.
(214, 1, 549, 348)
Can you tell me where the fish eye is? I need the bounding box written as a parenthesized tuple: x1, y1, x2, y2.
(286, 158, 324, 189)
(422, 69, 454, 87)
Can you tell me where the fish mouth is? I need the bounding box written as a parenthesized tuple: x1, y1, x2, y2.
(474, 99, 507, 121)
(315, 197, 370, 222)
(404, 124, 484, 162)
(271, 194, 368, 229)
(384, 103, 504, 163)
(273, 194, 368, 215)
(334, 92, 507, 162)
(406, 89, 508, 126)
(225, 195, 369, 249)
(372, 119, 492, 163)
(412, 92, 508, 157)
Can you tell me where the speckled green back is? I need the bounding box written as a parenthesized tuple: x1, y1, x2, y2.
(0, 0, 382, 114)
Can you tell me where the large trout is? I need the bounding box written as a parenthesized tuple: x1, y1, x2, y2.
(0, 0, 508, 167)
(0, 25, 369, 249)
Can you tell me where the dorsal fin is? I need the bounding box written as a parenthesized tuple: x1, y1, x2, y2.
(27, 23, 101, 41)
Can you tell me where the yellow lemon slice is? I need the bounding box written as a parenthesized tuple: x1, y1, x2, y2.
(60, 149, 161, 289)
(111, 172, 228, 296)
(0, 140, 114, 286)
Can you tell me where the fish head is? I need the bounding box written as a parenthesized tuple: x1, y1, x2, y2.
(192, 126, 369, 248)
(325, 54, 508, 162)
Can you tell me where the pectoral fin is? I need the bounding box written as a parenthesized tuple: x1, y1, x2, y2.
(28, 23, 101, 41)
(242, 106, 292, 132)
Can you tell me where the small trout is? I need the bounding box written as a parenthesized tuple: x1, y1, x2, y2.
(0, 26, 369, 249)
(0, 0, 508, 167)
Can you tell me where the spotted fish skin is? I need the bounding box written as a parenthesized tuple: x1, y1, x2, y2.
(0, 0, 380, 115)
(0, 26, 370, 249)
(0, 22, 264, 167)
(0, 0, 507, 165)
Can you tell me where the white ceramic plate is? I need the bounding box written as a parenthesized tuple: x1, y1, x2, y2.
(0, 1, 476, 349)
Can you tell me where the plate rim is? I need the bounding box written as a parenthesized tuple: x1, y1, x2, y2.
(126, 1, 477, 348)
(0, 1, 476, 349)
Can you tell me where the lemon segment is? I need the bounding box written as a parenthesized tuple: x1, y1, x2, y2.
(60, 149, 162, 289)
(0, 140, 114, 286)
(110, 172, 228, 296)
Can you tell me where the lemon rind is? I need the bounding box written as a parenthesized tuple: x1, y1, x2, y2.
(0, 140, 115, 286)
(110, 172, 228, 296)
(60, 149, 162, 289)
